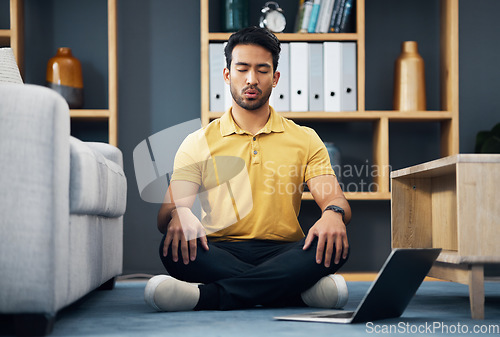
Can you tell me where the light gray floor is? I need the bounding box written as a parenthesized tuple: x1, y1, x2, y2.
(2, 280, 499, 336)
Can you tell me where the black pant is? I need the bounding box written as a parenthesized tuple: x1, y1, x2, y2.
(159, 236, 349, 310)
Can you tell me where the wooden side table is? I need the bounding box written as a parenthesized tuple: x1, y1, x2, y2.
(391, 154, 500, 319)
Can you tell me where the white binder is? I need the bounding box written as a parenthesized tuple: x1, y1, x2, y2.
(268, 87, 276, 109)
(271, 43, 290, 111)
(341, 42, 357, 111)
(224, 81, 232, 112)
(209, 43, 225, 112)
(290, 42, 309, 112)
(323, 42, 342, 112)
(223, 42, 232, 112)
(308, 43, 324, 111)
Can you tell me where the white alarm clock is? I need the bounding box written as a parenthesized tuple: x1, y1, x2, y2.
(259, 1, 286, 33)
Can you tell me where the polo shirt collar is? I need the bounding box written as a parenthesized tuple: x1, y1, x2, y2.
(220, 106, 285, 137)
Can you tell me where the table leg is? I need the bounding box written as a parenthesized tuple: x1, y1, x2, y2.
(468, 264, 485, 320)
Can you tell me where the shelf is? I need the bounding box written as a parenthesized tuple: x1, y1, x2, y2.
(376, 111, 453, 122)
(200, 0, 460, 273)
(0, 29, 10, 45)
(207, 110, 453, 122)
(334, 273, 441, 282)
(201, 0, 459, 202)
(3, 0, 23, 72)
(62, 0, 117, 145)
(0, 29, 10, 37)
(70, 109, 110, 119)
(208, 32, 359, 42)
(3, 0, 117, 146)
(302, 191, 391, 201)
(436, 250, 500, 264)
(390, 154, 500, 179)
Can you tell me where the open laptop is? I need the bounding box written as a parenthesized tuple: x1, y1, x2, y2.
(274, 248, 441, 324)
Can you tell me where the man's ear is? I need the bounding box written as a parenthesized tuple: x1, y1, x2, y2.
(272, 71, 280, 88)
(223, 67, 230, 85)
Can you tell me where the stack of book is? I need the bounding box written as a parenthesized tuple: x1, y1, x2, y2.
(294, 0, 354, 33)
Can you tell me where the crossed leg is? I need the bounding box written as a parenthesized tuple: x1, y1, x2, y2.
(159, 236, 349, 310)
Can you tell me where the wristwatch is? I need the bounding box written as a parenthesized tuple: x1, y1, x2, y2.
(323, 205, 345, 224)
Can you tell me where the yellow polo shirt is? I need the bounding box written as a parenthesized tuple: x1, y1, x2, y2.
(171, 107, 334, 242)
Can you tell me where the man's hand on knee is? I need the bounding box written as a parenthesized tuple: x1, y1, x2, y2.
(163, 207, 209, 264)
(303, 210, 348, 268)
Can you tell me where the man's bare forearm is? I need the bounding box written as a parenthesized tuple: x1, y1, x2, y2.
(157, 203, 176, 234)
(322, 196, 351, 225)
(157, 180, 200, 234)
(307, 175, 351, 225)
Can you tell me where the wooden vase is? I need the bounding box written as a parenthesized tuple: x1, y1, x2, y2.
(46, 47, 84, 109)
(393, 41, 426, 111)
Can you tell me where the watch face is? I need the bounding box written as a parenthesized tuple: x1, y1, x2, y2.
(263, 10, 286, 33)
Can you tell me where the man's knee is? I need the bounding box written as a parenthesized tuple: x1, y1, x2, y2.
(158, 236, 188, 275)
(301, 237, 350, 271)
(326, 246, 350, 272)
(158, 237, 212, 281)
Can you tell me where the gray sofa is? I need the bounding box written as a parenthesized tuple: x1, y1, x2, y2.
(0, 49, 127, 336)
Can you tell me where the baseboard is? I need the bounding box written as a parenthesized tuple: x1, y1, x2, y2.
(341, 272, 443, 282)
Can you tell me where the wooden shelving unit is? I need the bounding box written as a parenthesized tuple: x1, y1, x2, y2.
(70, 109, 111, 119)
(207, 110, 454, 122)
(1, 0, 23, 74)
(3, 0, 118, 146)
(200, 0, 459, 201)
(208, 32, 359, 42)
(106, 0, 118, 146)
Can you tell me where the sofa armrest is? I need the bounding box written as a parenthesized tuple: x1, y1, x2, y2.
(69, 137, 127, 217)
(85, 142, 123, 167)
(0, 84, 71, 313)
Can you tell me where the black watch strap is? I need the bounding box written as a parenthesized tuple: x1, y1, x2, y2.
(323, 205, 345, 224)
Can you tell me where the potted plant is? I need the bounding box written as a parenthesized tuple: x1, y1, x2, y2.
(475, 123, 500, 153)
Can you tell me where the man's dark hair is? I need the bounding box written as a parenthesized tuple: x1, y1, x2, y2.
(224, 26, 281, 73)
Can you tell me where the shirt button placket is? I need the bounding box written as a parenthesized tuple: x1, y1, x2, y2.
(252, 135, 260, 164)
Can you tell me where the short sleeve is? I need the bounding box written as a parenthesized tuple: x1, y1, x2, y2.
(304, 128, 335, 182)
(170, 132, 203, 185)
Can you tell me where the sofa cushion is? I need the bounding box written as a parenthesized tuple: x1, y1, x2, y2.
(70, 137, 127, 217)
(85, 142, 123, 167)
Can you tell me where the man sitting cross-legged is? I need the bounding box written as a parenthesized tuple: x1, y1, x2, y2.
(144, 26, 351, 311)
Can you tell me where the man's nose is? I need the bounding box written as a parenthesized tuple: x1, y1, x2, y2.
(246, 70, 258, 85)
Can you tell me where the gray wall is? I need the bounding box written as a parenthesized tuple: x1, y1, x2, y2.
(16, 0, 500, 274)
(118, 1, 202, 274)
